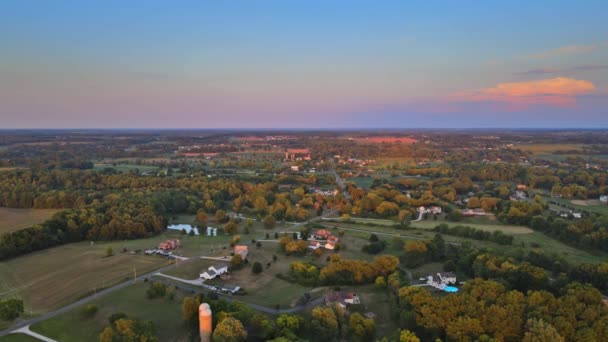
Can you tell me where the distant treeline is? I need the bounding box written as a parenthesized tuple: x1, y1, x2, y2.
(433, 223, 514, 245)
(0, 192, 187, 260)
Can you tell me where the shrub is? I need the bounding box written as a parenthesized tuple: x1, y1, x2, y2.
(81, 304, 98, 318)
(252, 262, 263, 274)
(146, 282, 167, 299)
(0, 299, 24, 321)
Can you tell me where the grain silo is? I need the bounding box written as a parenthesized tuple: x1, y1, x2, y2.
(199, 303, 212, 342)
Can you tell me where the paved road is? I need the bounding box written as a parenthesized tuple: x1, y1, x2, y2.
(329, 160, 350, 200)
(0, 260, 187, 337)
(152, 277, 324, 314)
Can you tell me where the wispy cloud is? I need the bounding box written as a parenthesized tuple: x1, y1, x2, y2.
(513, 65, 608, 76)
(449, 77, 595, 108)
(527, 44, 604, 59)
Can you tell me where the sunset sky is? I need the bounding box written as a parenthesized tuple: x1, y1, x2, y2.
(1, 1, 608, 128)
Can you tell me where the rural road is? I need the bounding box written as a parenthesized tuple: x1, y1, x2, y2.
(152, 277, 325, 315)
(0, 260, 185, 337)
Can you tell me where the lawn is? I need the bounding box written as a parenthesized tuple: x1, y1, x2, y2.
(323, 219, 607, 265)
(30, 282, 189, 342)
(411, 219, 534, 234)
(0, 208, 60, 234)
(0, 241, 169, 314)
(0, 334, 41, 342)
(544, 196, 608, 216)
(514, 144, 587, 155)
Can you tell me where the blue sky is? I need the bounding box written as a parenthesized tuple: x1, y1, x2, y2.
(1, 1, 607, 128)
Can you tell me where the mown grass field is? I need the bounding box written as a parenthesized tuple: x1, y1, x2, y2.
(0, 333, 41, 342)
(0, 208, 60, 234)
(544, 196, 608, 216)
(324, 218, 608, 265)
(30, 282, 189, 342)
(515, 143, 587, 154)
(0, 242, 169, 314)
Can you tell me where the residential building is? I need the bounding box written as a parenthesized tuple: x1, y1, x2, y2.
(325, 292, 360, 308)
(159, 239, 181, 251)
(200, 265, 228, 280)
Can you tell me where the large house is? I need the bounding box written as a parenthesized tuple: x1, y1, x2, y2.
(426, 272, 457, 290)
(200, 265, 228, 280)
(461, 208, 486, 216)
(312, 229, 332, 240)
(325, 291, 360, 308)
(158, 239, 181, 251)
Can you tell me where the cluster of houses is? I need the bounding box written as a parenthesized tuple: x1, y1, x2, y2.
(158, 239, 181, 251)
(558, 210, 583, 219)
(426, 272, 457, 290)
(308, 229, 339, 250)
(417, 206, 442, 214)
(285, 148, 311, 161)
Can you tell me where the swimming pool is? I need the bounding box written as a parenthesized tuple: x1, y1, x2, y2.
(444, 286, 459, 293)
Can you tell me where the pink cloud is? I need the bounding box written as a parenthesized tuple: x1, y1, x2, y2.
(449, 77, 595, 108)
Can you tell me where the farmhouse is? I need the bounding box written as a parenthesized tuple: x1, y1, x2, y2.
(312, 229, 332, 240)
(234, 245, 249, 259)
(158, 239, 181, 251)
(325, 292, 360, 308)
(200, 265, 228, 280)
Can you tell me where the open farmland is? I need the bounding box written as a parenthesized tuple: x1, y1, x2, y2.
(0, 242, 169, 314)
(0, 208, 60, 234)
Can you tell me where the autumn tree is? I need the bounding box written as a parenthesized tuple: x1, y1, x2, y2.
(213, 317, 247, 342)
(522, 318, 564, 342)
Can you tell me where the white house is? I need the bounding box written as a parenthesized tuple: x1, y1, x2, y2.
(426, 272, 457, 290)
(200, 265, 228, 280)
(600, 195, 608, 203)
(308, 241, 321, 250)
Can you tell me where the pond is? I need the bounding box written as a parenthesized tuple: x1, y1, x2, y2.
(167, 224, 199, 235)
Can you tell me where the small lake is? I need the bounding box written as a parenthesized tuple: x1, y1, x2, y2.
(167, 224, 199, 235)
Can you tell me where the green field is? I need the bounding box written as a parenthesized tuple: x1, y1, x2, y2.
(30, 282, 188, 342)
(411, 219, 534, 234)
(547, 197, 608, 216)
(0, 208, 60, 234)
(324, 218, 608, 265)
(0, 334, 41, 342)
(0, 241, 169, 314)
(93, 163, 160, 173)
